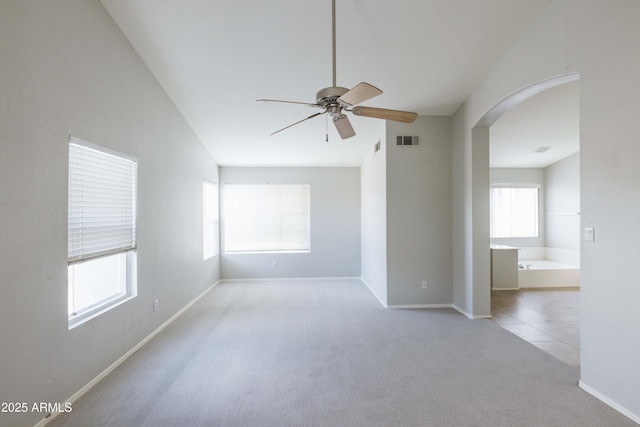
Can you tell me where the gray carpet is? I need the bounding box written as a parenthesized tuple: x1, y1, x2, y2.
(48, 279, 636, 426)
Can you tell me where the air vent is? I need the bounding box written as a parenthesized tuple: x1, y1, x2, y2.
(374, 141, 381, 152)
(396, 135, 420, 146)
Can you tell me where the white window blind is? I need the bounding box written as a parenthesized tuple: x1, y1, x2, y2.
(225, 184, 310, 253)
(203, 180, 219, 259)
(68, 139, 137, 262)
(490, 187, 539, 238)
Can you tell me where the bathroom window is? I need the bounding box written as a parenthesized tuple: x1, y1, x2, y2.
(490, 187, 539, 238)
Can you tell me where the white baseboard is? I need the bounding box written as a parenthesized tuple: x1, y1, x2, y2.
(37, 280, 221, 426)
(360, 277, 388, 308)
(492, 287, 519, 291)
(220, 276, 361, 282)
(578, 380, 640, 424)
(388, 304, 452, 309)
(452, 304, 492, 319)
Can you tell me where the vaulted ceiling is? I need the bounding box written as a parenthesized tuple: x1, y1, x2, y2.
(102, 0, 579, 168)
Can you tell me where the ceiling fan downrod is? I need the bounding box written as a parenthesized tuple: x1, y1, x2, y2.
(257, 0, 417, 140)
(332, 0, 337, 88)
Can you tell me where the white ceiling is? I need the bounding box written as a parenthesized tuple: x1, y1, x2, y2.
(490, 80, 580, 168)
(100, 0, 558, 167)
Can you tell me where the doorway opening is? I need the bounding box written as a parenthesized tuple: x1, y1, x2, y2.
(484, 77, 581, 368)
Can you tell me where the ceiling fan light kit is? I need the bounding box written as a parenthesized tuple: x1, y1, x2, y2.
(258, 0, 417, 140)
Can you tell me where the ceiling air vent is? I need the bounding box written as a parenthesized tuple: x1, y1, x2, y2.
(396, 135, 420, 147)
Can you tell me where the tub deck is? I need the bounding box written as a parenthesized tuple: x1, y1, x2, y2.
(518, 259, 580, 288)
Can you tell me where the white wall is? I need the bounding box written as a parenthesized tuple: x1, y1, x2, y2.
(361, 117, 453, 308)
(452, 0, 640, 420)
(0, 2, 219, 426)
(386, 117, 452, 306)
(545, 152, 580, 250)
(490, 168, 546, 248)
(360, 129, 388, 306)
(569, 2, 640, 418)
(219, 167, 360, 279)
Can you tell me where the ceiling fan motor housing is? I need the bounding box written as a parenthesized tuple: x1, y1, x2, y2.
(316, 86, 349, 106)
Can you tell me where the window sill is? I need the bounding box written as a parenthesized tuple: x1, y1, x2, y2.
(68, 294, 136, 330)
(225, 250, 311, 255)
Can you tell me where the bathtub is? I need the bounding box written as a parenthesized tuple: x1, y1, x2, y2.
(518, 259, 580, 288)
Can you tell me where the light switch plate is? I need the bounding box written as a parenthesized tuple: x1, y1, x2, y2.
(584, 226, 595, 242)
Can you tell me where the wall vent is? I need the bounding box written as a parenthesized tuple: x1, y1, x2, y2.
(396, 135, 420, 146)
(374, 141, 381, 152)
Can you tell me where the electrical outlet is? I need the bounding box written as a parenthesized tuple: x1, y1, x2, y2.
(153, 299, 159, 312)
(421, 281, 428, 289)
(272, 261, 278, 268)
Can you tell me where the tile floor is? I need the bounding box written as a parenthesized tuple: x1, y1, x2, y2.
(491, 287, 581, 369)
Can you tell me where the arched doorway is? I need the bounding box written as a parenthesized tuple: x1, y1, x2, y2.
(485, 77, 581, 367)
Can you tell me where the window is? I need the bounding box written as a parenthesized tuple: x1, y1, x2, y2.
(68, 138, 137, 327)
(224, 184, 310, 253)
(490, 187, 539, 238)
(203, 180, 219, 259)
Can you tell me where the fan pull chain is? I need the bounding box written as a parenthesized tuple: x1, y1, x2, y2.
(326, 113, 329, 142)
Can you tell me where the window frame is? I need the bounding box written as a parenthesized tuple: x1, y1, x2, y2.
(67, 137, 138, 328)
(490, 185, 540, 239)
(68, 251, 137, 326)
(203, 180, 219, 260)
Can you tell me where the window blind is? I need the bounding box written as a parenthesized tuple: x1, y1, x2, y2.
(225, 184, 310, 253)
(203, 181, 219, 259)
(68, 139, 137, 262)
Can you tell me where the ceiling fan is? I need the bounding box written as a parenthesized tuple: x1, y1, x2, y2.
(257, 0, 417, 140)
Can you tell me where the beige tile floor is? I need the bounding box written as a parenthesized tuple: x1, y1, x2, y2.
(491, 287, 581, 369)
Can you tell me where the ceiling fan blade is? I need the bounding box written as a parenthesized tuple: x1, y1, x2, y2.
(333, 114, 356, 139)
(258, 99, 320, 108)
(338, 82, 382, 107)
(270, 112, 325, 136)
(351, 106, 418, 123)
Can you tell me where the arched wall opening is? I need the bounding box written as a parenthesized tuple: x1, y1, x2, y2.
(470, 74, 580, 317)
